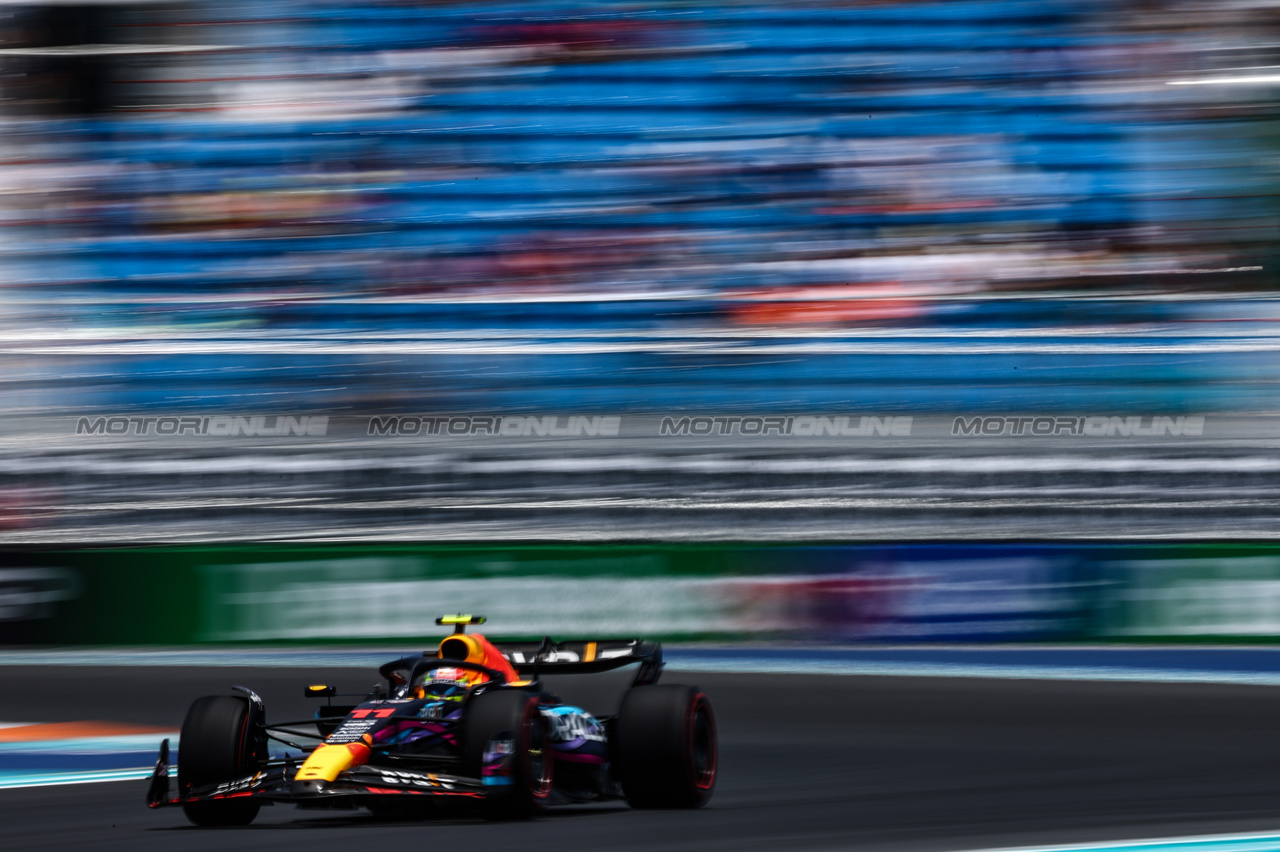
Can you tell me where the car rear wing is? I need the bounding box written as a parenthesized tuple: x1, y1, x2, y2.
(501, 639, 664, 686)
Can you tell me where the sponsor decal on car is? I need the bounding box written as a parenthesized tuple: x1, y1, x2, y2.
(211, 772, 262, 796)
(541, 706, 606, 743)
(349, 708, 397, 719)
(370, 768, 454, 789)
(326, 719, 379, 744)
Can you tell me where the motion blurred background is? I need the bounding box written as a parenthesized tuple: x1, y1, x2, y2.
(3, 0, 1280, 645)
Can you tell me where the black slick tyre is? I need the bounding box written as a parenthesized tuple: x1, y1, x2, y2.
(615, 684, 717, 809)
(461, 690, 553, 820)
(178, 695, 263, 827)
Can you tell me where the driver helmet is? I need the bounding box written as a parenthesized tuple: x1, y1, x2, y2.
(410, 635, 489, 697)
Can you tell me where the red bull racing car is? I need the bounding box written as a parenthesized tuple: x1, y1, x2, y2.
(146, 615, 717, 824)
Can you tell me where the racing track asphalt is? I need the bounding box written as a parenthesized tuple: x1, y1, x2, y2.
(2, 666, 1280, 852)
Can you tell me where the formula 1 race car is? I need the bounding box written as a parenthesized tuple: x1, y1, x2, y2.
(146, 615, 717, 824)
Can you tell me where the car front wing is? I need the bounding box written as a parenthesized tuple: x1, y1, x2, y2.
(145, 739, 486, 809)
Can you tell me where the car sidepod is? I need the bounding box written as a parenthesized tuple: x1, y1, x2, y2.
(541, 705, 608, 801)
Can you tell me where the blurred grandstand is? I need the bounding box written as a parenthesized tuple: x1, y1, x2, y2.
(0, 0, 1278, 541)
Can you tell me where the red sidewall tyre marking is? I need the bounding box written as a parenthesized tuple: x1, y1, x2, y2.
(687, 693, 717, 792)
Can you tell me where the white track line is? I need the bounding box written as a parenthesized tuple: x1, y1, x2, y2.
(951, 829, 1280, 852)
(0, 769, 157, 790)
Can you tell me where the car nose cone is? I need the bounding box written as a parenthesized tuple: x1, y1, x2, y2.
(291, 779, 328, 795)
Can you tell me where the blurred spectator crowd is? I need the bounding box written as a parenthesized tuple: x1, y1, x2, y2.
(2, 1, 1280, 539)
(1, 0, 1278, 333)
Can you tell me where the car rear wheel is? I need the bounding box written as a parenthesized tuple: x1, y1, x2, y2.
(615, 684, 717, 809)
(461, 690, 553, 819)
(178, 695, 263, 827)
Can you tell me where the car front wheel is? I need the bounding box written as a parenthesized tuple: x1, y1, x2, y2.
(178, 695, 264, 826)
